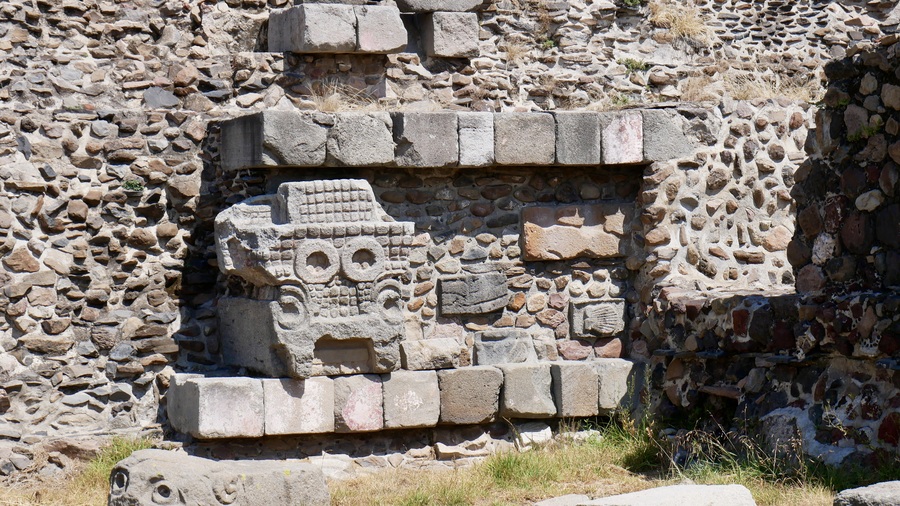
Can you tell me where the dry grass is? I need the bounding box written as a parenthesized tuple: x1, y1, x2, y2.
(502, 41, 530, 66)
(649, 0, 711, 47)
(724, 71, 823, 102)
(308, 81, 381, 112)
(680, 75, 722, 102)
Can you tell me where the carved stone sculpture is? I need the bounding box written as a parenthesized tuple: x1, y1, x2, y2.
(215, 179, 414, 378)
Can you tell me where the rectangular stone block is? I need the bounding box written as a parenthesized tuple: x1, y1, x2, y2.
(474, 329, 537, 365)
(400, 338, 467, 370)
(554, 112, 601, 165)
(458, 112, 494, 167)
(262, 377, 334, 435)
(494, 113, 555, 165)
(595, 358, 634, 414)
(422, 12, 479, 58)
(642, 109, 693, 162)
(325, 112, 395, 166)
(218, 297, 289, 378)
(355, 6, 407, 53)
(397, 0, 483, 12)
(600, 111, 643, 165)
(439, 272, 510, 315)
(219, 111, 329, 171)
(570, 299, 626, 338)
(551, 361, 599, 417)
(382, 370, 440, 428)
(392, 112, 459, 167)
(521, 203, 634, 261)
(268, 5, 357, 53)
(333, 374, 383, 432)
(438, 366, 503, 424)
(167, 375, 264, 439)
(498, 363, 556, 418)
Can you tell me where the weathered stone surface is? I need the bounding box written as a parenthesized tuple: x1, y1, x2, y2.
(439, 272, 510, 315)
(595, 359, 633, 414)
(382, 370, 440, 428)
(4, 248, 40, 272)
(269, 5, 357, 53)
(263, 378, 334, 435)
(334, 374, 383, 432)
(326, 113, 395, 166)
(438, 366, 503, 424)
(600, 112, 643, 164)
(400, 338, 466, 370)
(392, 112, 459, 167)
(580, 484, 756, 506)
(109, 449, 329, 506)
(834, 481, 900, 506)
(474, 329, 538, 365)
(521, 204, 633, 261)
(220, 111, 328, 170)
(570, 299, 626, 338)
(554, 112, 601, 165)
(167, 375, 265, 439)
(458, 112, 494, 166)
(396, 0, 483, 12)
(642, 109, 692, 162)
(422, 12, 479, 58)
(355, 6, 407, 53)
(495, 113, 555, 165)
(498, 363, 556, 418)
(551, 361, 600, 417)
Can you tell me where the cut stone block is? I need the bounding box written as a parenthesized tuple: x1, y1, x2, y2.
(570, 299, 626, 338)
(551, 361, 600, 417)
(474, 329, 537, 365)
(268, 5, 357, 53)
(333, 374, 383, 432)
(167, 375, 264, 439)
(392, 112, 459, 167)
(326, 112, 395, 166)
(600, 112, 643, 164)
(382, 370, 440, 428)
(355, 6, 407, 53)
(521, 203, 634, 261)
(220, 111, 329, 171)
(642, 109, 693, 162)
(397, 0, 484, 12)
(834, 481, 900, 506)
(438, 366, 503, 424)
(595, 358, 633, 414)
(554, 111, 602, 165)
(498, 363, 556, 418)
(262, 377, 334, 435)
(422, 12, 479, 58)
(458, 112, 494, 166)
(580, 484, 756, 506)
(494, 113, 556, 165)
(401, 338, 466, 370)
(439, 272, 510, 315)
(218, 297, 289, 377)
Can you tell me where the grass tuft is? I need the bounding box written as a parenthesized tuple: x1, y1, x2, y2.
(649, 0, 711, 47)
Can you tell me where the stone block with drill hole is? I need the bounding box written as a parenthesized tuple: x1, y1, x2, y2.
(458, 112, 494, 167)
(498, 363, 556, 418)
(334, 374, 384, 432)
(570, 299, 627, 338)
(382, 370, 440, 428)
(422, 12, 479, 58)
(167, 375, 264, 439)
(219, 111, 329, 171)
(392, 112, 459, 167)
(554, 111, 602, 165)
(494, 112, 556, 165)
(355, 5, 407, 53)
(268, 5, 357, 53)
(438, 366, 503, 424)
(474, 329, 537, 365)
(326, 112, 395, 166)
(262, 377, 334, 435)
(400, 338, 467, 370)
(521, 203, 634, 261)
(551, 361, 600, 417)
(595, 358, 633, 414)
(600, 111, 643, 164)
(439, 272, 510, 315)
(397, 0, 484, 12)
(642, 109, 693, 162)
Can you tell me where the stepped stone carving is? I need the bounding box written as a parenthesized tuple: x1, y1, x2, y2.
(215, 179, 415, 378)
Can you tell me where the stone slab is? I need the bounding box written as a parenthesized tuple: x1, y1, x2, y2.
(835, 481, 900, 506)
(595, 358, 633, 414)
(396, 0, 484, 12)
(551, 361, 600, 417)
(495, 113, 556, 165)
(167, 375, 264, 439)
(333, 374, 383, 432)
(642, 109, 692, 162)
(400, 338, 467, 370)
(422, 12, 479, 58)
(218, 297, 289, 377)
(498, 363, 556, 418)
(392, 112, 459, 167)
(263, 377, 335, 435)
(355, 5, 407, 53)
(474, 329, 537, 365)
(326, 112, 395, 166)
(554, 112, 602, 165)
(521, 203, 633, 261)
(438, 366, 503, 424)
(579, 484, 756, 506)
(600, 112, 643, 165)
(458, 112, 494, 166)
(382, 370, 440, 428)
(268, 5, 357, 54)
(439, 272, 510, 315)
(219, 111, 329, 171)
(570, 299, 626, 338)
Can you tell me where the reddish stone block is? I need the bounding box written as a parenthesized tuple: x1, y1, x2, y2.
(878, 412, 900, 446)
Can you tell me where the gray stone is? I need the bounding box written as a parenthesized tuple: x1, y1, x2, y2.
(554, 112, 602, 165)
(536, 495, 591, 506)
(262, 377, 334, 435)
(268, 5, 357, 53)
(167, 375, 265, 439)
(458, 112, 494, 167)
(422, 12, 479, 58)
(551, 361, 600, 417)
(834, 481, 900, 506)
(220, 111, 328, 171)
(498, 363, 556, 418)
(642, 109, 693, 162)
(595, 359, 633, 414)
(143, 87, 179, 108)
(355, 6, 407, 53)
(109, 449, 329, 506)
(392, 112, 459, 167)
(438, 366, 503, 424)
(326, 113, 395, 166)
(334, 374, 383, 432)
(600, 112, 643, 164)
(396, 0, 483, 12)
(579, 484, 756, 506)
(570, 299, 626, 338)
(474, 330, 538, 365)
(439, 272, 510, 315)
(382, 370, 440, 428)
(495, 112, 556, 165)
(400, 338, 467, 370)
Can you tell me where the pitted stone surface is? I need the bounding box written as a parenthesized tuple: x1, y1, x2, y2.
(474, 329, 538, 365)
(438, 366, 503, 424)
(579, 484, 756, 506)
(521, 203, 634, 261)
(326, 113, 395, 166)
(334, 374, 384, 432)
(400, 338, 467, 370)
(355, 6, 407, 54)
(382, 370, 440, 428)
(834, 481, 900, 506)
(551, 361, 600, 417)
(439, 272, 510, 315)
(167, 375, 264, 439)
(220, 111, 329, 171)
(554, 112, 602, 165)
(498, 363, 556, 418)
(642, 109, 693, 162)
(495, 113, 556, 165)
(263, 377, 335, 435)
(458, 112, 495, 166)
(392, 112, 459, 167)
(596, 359, 633, 414)
(422, 12, 479, 58)
(269, 5, 357, 53)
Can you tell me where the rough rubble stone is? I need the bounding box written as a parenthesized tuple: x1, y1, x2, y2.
(269, 5, 357, 53)
(392, 112, 459, 167)
(474, 329, 538, 365)
(439, 272, 510, 315)
(438, 366, 503, 424)
(495, 113, 556, 165)
(167, 375, 265, 439)
(263, 377, 334, 435)
(498, 363, 556, 418)
(834, 481, 900, 506)
(579, 484, 756, 506)
(142, 87, 179, 108)
(109, 449, 329, 506)
(554, 112, 601, 165)
(220, 111, 328, 171)
(396, 0, 484, 12)
(422, 12, 479, 58)
(595, 359, 633, 414)
(334, 374, 383, 432)
(521, 203, 633, 261)
(458, 112, 494, 166)
(642, 109, 693, 162)
(551, 361, 600, 417)
(400, 338, 466, 370)
(600, 112, 643, 164)
(326, 113, 395, 166)
(382, 370, 440, 428)
(355, 6, 407, 54)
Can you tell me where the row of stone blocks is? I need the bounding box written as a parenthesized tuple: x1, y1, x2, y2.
(220, 109, 693, 171)
(167, 359, 635, 439)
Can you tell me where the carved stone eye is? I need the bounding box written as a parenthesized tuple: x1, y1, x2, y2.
(110, 470, 128, 494)
(152, 481, 177, 504)
(341, 237, 384, 282)
(294, 240, 339, 283)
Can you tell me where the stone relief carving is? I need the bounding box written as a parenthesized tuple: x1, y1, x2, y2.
(570, 299, 626, 338)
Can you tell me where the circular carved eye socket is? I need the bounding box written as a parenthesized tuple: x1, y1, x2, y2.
(111, 470, 128, 493)
(341, 237, 384, 282)
(294, 240, 339, 284)
(152, 482, 177, 504)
